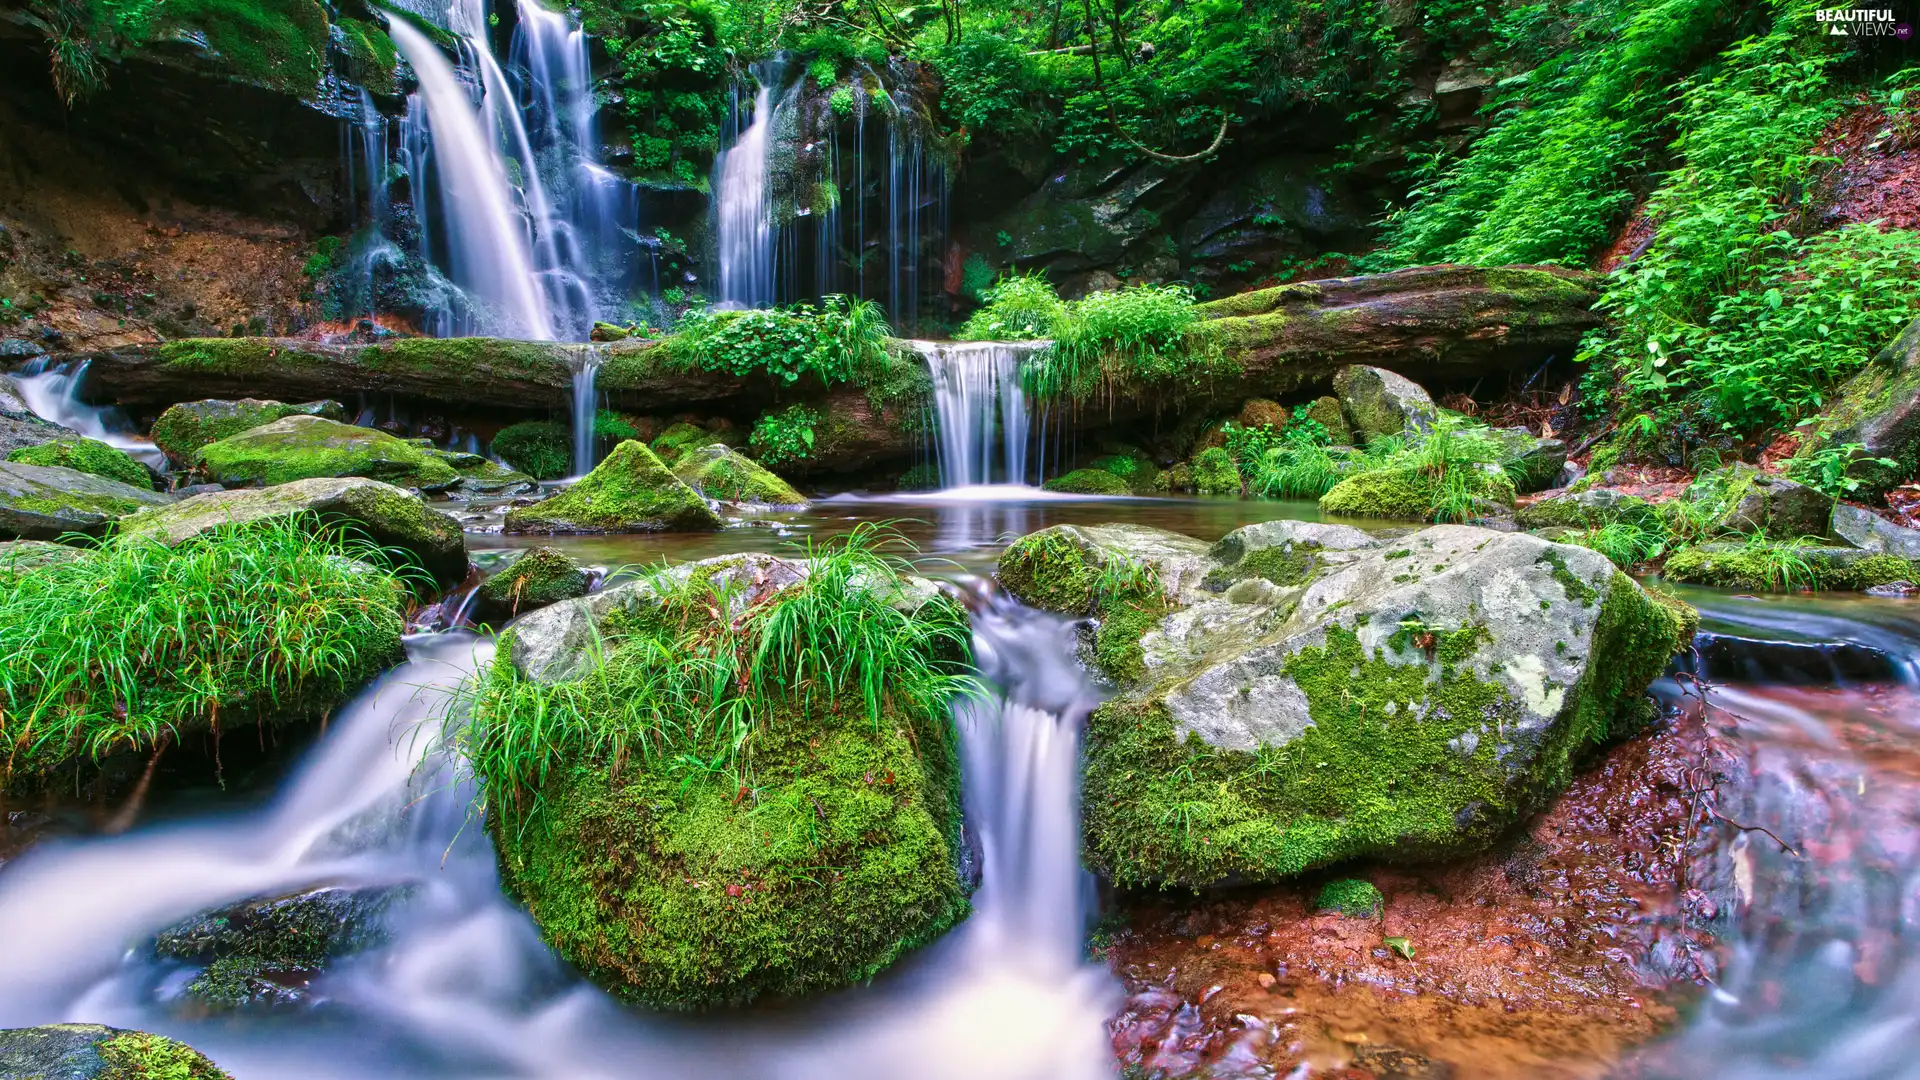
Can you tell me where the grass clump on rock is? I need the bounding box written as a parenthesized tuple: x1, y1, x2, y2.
(6, 438, 151, 489)
(491, 420, 573, 481)
(449, 526, 975, 1009)
(0, 516, 408, 790)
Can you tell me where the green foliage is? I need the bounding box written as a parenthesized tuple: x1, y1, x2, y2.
(1567, 520, 1667, 569)
(576, 0, 732, 185)
(594, 410, 641, 441)
(1024, 284, 1225, 403)
(0, 517, 407, 788)
(1315, 878, 1383, 918)
(1375, 0, 1745, 267)
(671, 295, 892, 386)
(749, 404, 822, 466)
(7, 437, 151, 489)
(492, 420, 573, 481)
(1786, 439, 1898, 498)
(26, 0, 333, 101)
(830, 85, 856, 115)
(956, 272, 1065, 340)
(97, 1031, 233, 1080)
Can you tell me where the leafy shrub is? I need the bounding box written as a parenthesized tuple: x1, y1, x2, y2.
(1786, 439, 1899, 498)
(594, 410, 640, 441)
(671, 295, 892, 386)
(749, 404, 822, 466)
(0, 517, 407, 787)
(956, 272, 1064, 341)
(491, 420, 572, 481)
(1025, 284, 1226, 403)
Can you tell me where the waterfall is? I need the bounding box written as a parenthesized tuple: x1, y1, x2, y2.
(10, 359, 166, 471)
(571, 354, 600, 475)
(712, 62, 784, 310)
(916, 340, 1046, 488)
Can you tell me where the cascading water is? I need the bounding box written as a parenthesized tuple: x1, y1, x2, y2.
(712, 62, 784, 310)
(571, 353, 600, 476)
(0, 594, 1116, 1079)
(9, 359, 166, 470)
(916, 339, 1047, 488)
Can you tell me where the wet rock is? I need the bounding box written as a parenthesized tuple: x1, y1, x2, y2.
(1488, 427, 1568, 494)
(1515, 487, 1658, 531)
(1687, 633, 1902, 685)
(149, 398, 347, 465)
(195, 414, 462, 492)
(153, 884, 407, 1010)
(0, 338, 47, 361)
(1866, 580, 1920, 597)
(1332, 364, 1437, 442)
(0, 461, 175, 540)
(1006, 521, 1694, 887)
(0, 375, 80, 456)
(0, 1024, 231, 1079)
(428, 449, 537, 495)
(1792, 313, 1920, 499)
(474, 546, 590, 622)
(1664, 542, 1916, 592)
(115, 477, 469, 588)
(504, 440, 721, 535)
(671, 444, 807, 506)
(1716, 465, 1833, 540)
(7, 437, 154, 489)
(1831, 502, 1920, 558)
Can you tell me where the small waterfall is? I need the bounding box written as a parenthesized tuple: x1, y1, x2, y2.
(712, 62, 784, 310)
(10, 359, 166, 471)
(916, 340, 1045, 488)
(570, 353, 600, 475)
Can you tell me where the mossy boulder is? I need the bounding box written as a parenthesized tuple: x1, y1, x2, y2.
(0, 461, 175, 540)
(1004, 522, 1693, 889)
(152, 884, 405, 1010)
(7, 437, 153, 489)
(1316, 878, 1384, 918)
(504, 440, 722, 534)
(1043, 468, 1132, 495)
(491, 420, 573, 481)
(1714, 465, 1833, 541)
(114, 477, 469, 588)
(1320, 463, 1517, 521)
(475, 546, 591, 621)
(1488, 427, 1568, 494)
(1088, 451, 1159, 493)
(649, 421, 718, 465)
(150, 398, 346, 465)
(479, 553, 969, 1009)
(1192, 446, 1242, 495)
(1790, 313, 1920, 499)
(1305, 395, 1353, 444)
(672, 444, 807, 505)
(1333, 364, 1436, 443)
(0, 1025, 231, 1080)
(1238, 398, 1288, 431)
(1663, 543, 1916, 592)
(430, 449, 537, 495)
(196, 415, 461, 491)
(1515, 488, 1658, 531)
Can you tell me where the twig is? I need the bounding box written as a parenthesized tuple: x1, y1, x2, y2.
(1079, 0, 1229, 163)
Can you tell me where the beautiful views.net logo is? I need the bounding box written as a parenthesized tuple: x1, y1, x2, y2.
(1815, 7, 1914, 37)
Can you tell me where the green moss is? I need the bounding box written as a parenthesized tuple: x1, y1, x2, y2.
(1042, 468, 1132, 495)
(1539, 549, 1598, 607)
(7, 438, 149, 488)
(478, 547, 590, 617)
(650, 422, 715, 465)
(8, 489, 155, 521)
(361, 337, 564, 382)
(1202, 542, 1323, 591)
(672, 444, 806, 504)
(97, 1031, 233, 1080)
(1664, 545, 1918, 591)
(1192, 446, 1242, 495)
(336, 17, 399, 95)
(995, 531, 1103, 614)
(1320, 465, 1517, 521)
(504, 440, 721, 534)
(1515, 492, 1656, 530)
(196, 415, 459, 490)
(491, 420, 572, 481)
(154, 0, 329, 93)
(1315, 878, 1383, 918)
(151, 399, 337, 463)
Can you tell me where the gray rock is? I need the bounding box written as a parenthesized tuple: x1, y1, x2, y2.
(1719, 466, 1834, 540)
(1332, 364, 1437, 442)
(1489, 427, 1569, 494)
(996, 523, 1217, 610)
(0, 338, 47, 361)
(0, 538, 87, 572)
(153, 884, 406, 1011)
(0, 1024, 228, 1079)
(1208, 519, 1380, 565)
(0, 461, 175, 540)
(1832, 503, 1920, 559)
(1515, 487, 1658, 531)
(115, 477, 468, 588)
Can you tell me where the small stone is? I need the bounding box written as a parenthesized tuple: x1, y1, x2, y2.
(1256, 972, 1276, 988)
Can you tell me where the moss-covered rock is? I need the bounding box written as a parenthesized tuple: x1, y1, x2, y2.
(672, 444, 807, 505)
(491, 420, 573, 481)
(1192, 446, 1242, 495)
(0, 1025, 231, 1080)
(152, 885, 405, 1010)
(475, 546, 591, 621)
(1320, 463, 1516, 521)
(1238, 398, 1287, 431)
(1305, 395, 1353, 444)
(196, 415, 461, 491)
(150, 398, 346, 465)
(1663, 542, 1916, 592)
(115, 476, 469, 588)
(430, 449, 537, 494)
(649, 421, 717, 465)
(1333, 364, 1436, 442)
(0, 461, 175, 541)
(1515, 488, 1658, 531)
(7, 438, 152, 489)
(1315, 878, 1383, 918)
(1715, 465, 1834, 540)
(1488, 428, 1568, 494)
(1043, 468, 1133, 495)
(1790, 313, 1920, 500)
(1088, 451, 1159, 493)
(1020, 523, 1693, 889)
(504, 440, 722, 534)
(477, 552, 970, 1009)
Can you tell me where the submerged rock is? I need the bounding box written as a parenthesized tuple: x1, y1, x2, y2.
(115, 476, 469, 588)
(0, 1025, 231, 1080)
(504, 440, 722, 534)
(1333, 364, 1437, 442)
(474, 546, 591, 621)
(483, 552, 968, 1009)
(0, 461, 175, 540)
(1000, 520, 1693, 888)
(196, 415, 461, 491)
(152, 884, 407, 1010)
(150, 397, 347, 465)
(6, 437, 154, 490)
(671, 444, 807, 505)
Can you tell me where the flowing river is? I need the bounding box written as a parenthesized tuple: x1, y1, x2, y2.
(3, 492, 1920, 1078)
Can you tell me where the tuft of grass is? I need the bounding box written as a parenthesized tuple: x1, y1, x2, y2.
(0, 515, 411, 788)
(957, 271, 1066, 341)
(1023, 284, 1227, 404)
(1568, 520, 1668, 569)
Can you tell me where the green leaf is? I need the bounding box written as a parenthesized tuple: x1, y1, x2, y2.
(1385, 936, 1415, 960)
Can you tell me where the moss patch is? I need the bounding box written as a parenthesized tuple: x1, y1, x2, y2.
(672, 444, 806, 505)
(196, 415, 459, 490)
(492, 420, 572, 481)
(650, 422, 718, 465)
(1192, 446, 1242, 495)
(1202, 542, 1323, 591)
(97, 1030, 233, 1080)
(1043, 468, 1132, 495)
(1315, 878, 1383, 918)
(504, 440, 721, 534)
(7, 438, 150, 489)
(477, 546, 591, 619)
(1320, 465, 1517, 521)
(151, 399, 340, 464)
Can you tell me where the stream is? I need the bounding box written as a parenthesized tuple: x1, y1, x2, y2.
(3, 494, 1920, 1077)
